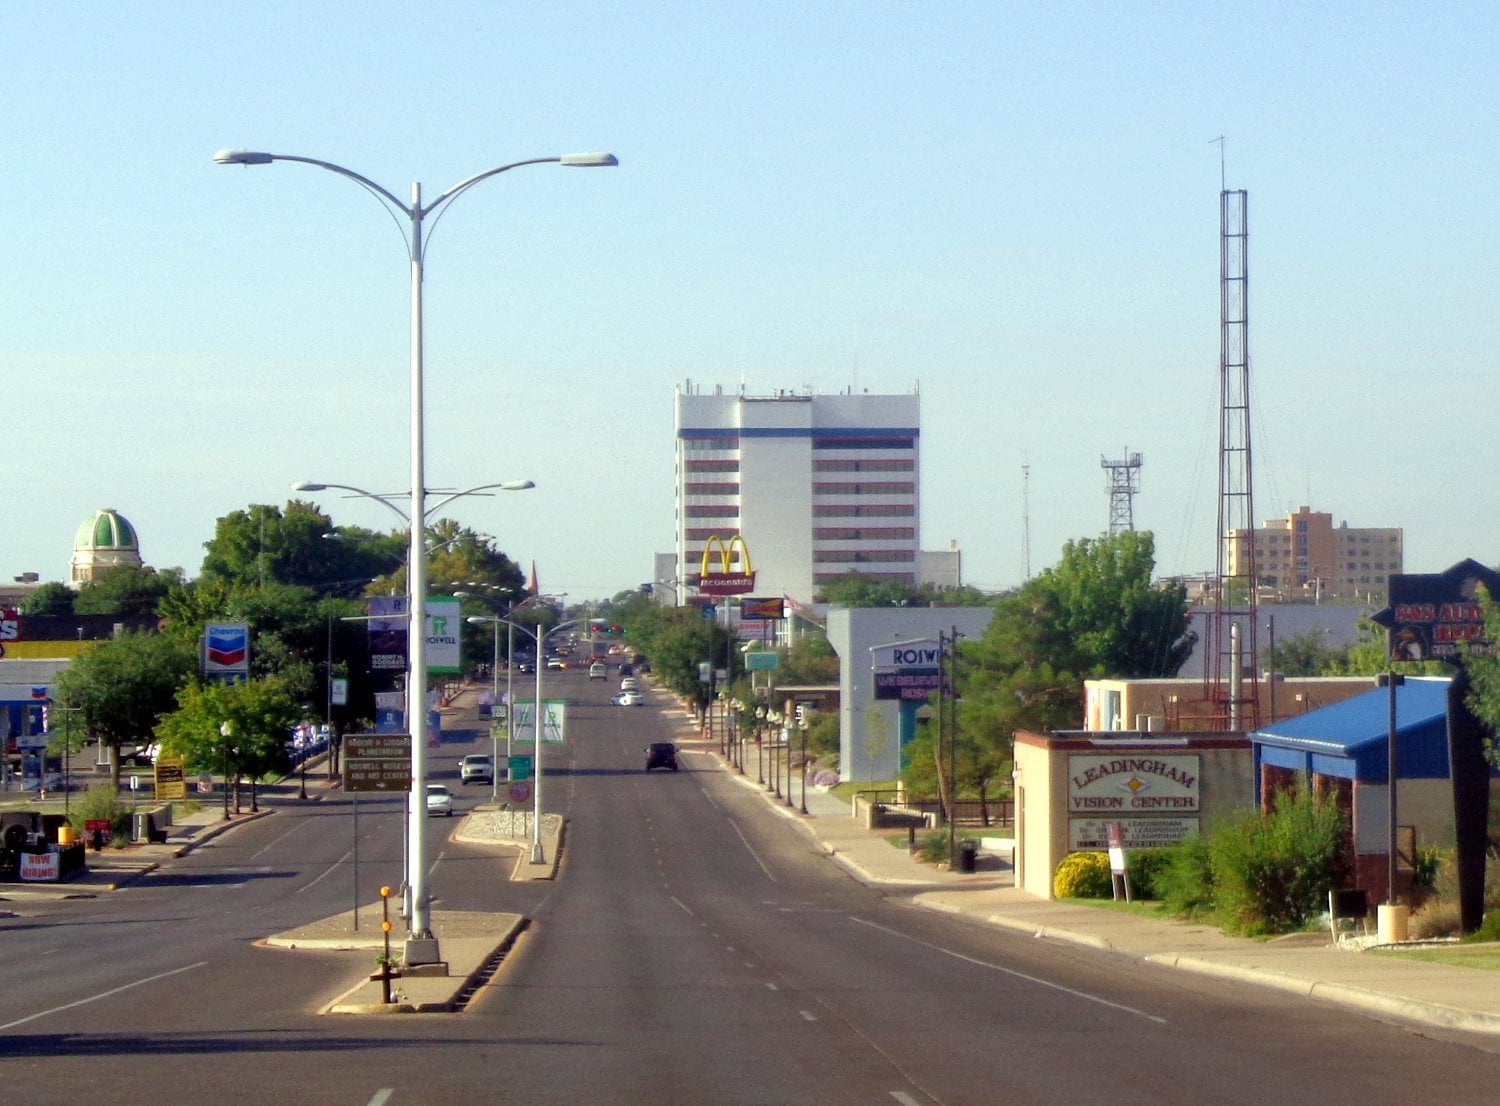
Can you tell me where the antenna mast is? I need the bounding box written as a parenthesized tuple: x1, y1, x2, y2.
(1021, 464, 1032, 581)
(1101, 449, 1143, 536)
(1205, 188, 1260, 730)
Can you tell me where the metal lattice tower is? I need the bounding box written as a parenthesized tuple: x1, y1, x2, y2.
(1205, 188, 1260, 731)
(1100, 450, 1142, 536)
(1021, 464, 1032, 581)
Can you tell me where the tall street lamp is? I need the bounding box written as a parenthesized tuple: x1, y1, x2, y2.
(219, 145, 612, 961)
(294, 480, 530, 942)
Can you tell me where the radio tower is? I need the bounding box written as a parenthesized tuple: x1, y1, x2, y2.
(1021, 464, 1032, 581)
(1101, 450, 1142, 536)
(1204, 188, 1260, 731)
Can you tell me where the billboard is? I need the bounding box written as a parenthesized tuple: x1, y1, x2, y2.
(368, 597, 408, 671)
(1371, 559, 1500, 662)
(426, 597, 462, 675)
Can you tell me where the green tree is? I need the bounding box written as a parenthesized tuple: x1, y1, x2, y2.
(816, 574, 926, 607)
(53, 631, 197, 787)
(1263, 630, 1347, 676)
(941, 531, 1189, 798)
(20, 582, 75, 616)
(156, 674, 301, 783)
(74, 564, 183, 616)
(202, 501, 407, 595)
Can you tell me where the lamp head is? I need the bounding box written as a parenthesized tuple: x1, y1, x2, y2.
(214, 149, 275, 166)
(559, 152, 618, 168)
(292, 481, 328, 492)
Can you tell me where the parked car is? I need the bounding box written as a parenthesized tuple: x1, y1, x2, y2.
(589, 662, 607, 679)
(426, 784, 455, 816)
(644, 742, 678, 771)
(459, 754, 494, 785)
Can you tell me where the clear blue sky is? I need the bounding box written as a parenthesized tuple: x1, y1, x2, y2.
(5, 4, 1497, 600)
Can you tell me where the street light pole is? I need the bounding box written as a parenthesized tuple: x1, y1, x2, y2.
(221, 147, 613, 960)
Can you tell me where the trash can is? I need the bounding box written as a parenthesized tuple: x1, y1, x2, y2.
(957, 839, 979, 874)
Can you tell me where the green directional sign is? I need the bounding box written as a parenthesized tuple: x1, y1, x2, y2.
(508, 755, 533, 781)
(745, 651, 779, 671)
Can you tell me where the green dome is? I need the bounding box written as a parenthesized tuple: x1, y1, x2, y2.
(75, 508, 139, 551)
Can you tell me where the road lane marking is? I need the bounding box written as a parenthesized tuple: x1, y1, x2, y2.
(890, 1092, 923, 1106)
(800, 1010, 817, 1021)
(249, 818, 312, 859)
(850, 918, 1167, 1025)
(766, 982, 779, 992)
(366, 1091, 393, 1106)
(296, 850, 353, 895)
(670, 896, 695, 916)
(0, 961, 209, 1030)
(727, 817, 777, 882)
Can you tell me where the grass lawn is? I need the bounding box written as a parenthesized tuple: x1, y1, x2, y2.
(1374, 944, 1500, 971)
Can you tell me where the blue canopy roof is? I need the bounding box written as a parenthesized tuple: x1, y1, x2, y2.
(1249, 677, 1453, 781)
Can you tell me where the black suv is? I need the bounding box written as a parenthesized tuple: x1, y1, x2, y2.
(644, 742, 678, 772)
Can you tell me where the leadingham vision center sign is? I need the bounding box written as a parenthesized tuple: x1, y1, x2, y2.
(1067, 753, 1201, 850)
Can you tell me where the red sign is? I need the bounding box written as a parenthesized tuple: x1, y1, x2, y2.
(509, 781, 531, 803)
(698, 573, 757, 596)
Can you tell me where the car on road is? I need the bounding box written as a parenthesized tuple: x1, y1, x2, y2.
(612, 690, 644, 706)
(546, 656, 566, 671)
(589, 662, 607, 679)
(619, 677, 639, 692)
(426, 784, 455, 816)
(618, 663, 634, 678)
(459, 754, 494, 785)
(644, 742, 678, 771)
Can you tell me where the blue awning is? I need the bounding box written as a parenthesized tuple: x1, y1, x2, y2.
(1249, 677, 1454, 782)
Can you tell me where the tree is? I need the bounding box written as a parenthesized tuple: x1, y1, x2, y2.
(53, 631, 197, 787)
(816, 574, 926, 608)
(20, 582, 75, 616)
(156, 675, 301, 808)
(74, 564, 183, 616)
(940, 531, 1190, 798)
(1263, 630, 1347, 677)
(201, 501, 406, 595)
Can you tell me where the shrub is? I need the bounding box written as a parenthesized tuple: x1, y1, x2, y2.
(915, 830, 949, 864)
(72, 785, 132, 845)
(1156, 835, 1216, 918)
(1053, 851, 1112, 899)
(1125, 848, 1174, 901)
(1409, 851, 1500, 939)
(1208, 788, 1350, 936)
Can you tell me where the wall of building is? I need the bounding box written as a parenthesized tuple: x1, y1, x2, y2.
(826, 605, 994, 783)
(1086, 675, 1378, 733)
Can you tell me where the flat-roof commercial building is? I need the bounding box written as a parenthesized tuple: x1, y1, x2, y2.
(674, 385, 922, 606)
(1229, 505, 1403, 602)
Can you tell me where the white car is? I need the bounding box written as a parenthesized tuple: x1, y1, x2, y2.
(619, 677, 640, 692)
(589, 662, 607, 679)
(459, 754, 494, 785)
(613, 690, 644, 707)
(425, 784, 454, 817)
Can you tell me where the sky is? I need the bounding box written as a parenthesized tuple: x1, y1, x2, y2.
(6, 3, 1499, 602)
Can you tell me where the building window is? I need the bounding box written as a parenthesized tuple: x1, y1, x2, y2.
(813, 550, 915, 563)
(685, 505, 740, 518)
(814, 527, 916, 540)
(684, 482, 740, 495)
(813, 504, 916, 518)
(813, 482, 915, 496)
(812, 437, 915, 450)
(814, 459, 914, 473)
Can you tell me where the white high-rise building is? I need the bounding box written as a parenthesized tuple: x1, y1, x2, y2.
(674, 385, 921, 605)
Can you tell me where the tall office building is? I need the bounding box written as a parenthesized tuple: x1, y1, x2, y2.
(674, 385, 921, 605)
(1228, 505, 1403, 601)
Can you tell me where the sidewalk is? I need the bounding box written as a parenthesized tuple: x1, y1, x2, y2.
(698, 734, 1500, 1038)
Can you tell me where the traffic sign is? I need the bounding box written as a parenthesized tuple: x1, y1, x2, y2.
(345, 759, 412, 793)
(346, 734, 411, 759)
(508, 755, 533, 781)
(509, 781, 531, 803)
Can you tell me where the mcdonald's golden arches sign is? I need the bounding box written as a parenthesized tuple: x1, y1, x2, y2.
(697, 534, 756, 596)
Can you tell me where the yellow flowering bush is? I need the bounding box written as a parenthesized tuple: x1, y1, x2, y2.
(1053, 850, 1113, 899)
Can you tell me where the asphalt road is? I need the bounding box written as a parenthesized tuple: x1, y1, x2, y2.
(3, 669, 1499, 1105)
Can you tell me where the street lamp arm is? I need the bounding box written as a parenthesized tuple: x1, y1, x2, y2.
(292, 481, 411, 523)
(423, 153, 618, 216)
(426, 480, 535, 517)
(214, 150, 411, 214)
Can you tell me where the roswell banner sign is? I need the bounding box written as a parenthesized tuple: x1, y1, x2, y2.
(698, 535, 756, 596)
